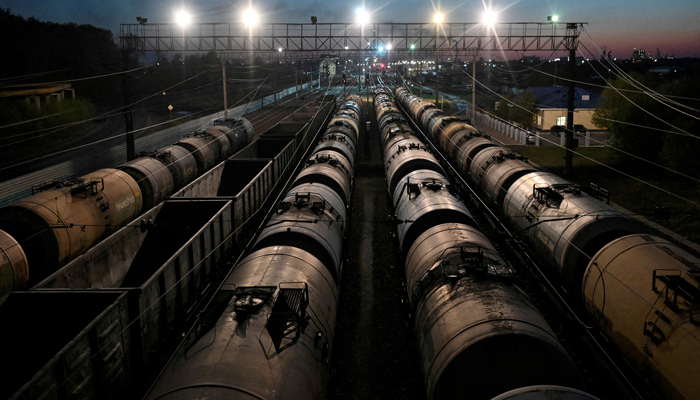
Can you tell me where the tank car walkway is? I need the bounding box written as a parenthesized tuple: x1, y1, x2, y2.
(327, 95, 425, 400)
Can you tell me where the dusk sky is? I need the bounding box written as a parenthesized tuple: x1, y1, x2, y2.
(4, 0, 700, 58)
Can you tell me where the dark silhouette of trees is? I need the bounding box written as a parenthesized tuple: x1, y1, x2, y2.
(593, 74, 700, 177)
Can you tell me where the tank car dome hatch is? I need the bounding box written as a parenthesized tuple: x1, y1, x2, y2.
(503, 171, 650, 296)
(252, 191, 345, 279)
(143, 246, 338, 400)
(490, 385, 600, 400)
(384, 142, 446, 195)
(583, 234, 700, 400)
(393, 176, 476, 256)
(470, 148, 536, 208)
(313, 134, 356, 168)
(291, 153, 353, 206)
(455, 137, 500, 174)
(410, 235, 583, 400)
(324, 123, 358, 146)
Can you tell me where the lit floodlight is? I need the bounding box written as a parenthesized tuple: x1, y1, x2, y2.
(278, 48, 283, 52)
(548, 15, 559, 22)
(410, 43, 415, 49)
(345, 46, 349, 49)
(243, 8, 259, 27)
(356, 7, 369, 25)
(379, 46, 384, 52)
(175, 10, 191, 27)
(434, 13, 444, 24)
(482, 9, 497, 26)
(387, 43, 392, 50)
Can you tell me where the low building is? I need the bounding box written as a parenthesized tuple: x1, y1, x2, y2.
(527, 86, 600, 130)
(0, 83, 75, 111)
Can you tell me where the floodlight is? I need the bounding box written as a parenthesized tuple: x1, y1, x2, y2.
(243, 8, 259, 27)
(356, 7, 369, 25)
(482, 9, 497, 26)
(175, 10, 191, 27)
(434, 13, 444, 24)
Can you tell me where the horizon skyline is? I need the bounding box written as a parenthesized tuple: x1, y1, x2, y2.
(2, 1, 699, 59)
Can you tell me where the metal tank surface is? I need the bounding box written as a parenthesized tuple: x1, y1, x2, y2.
(469, 148, 536, 208)
(583, 234, 700, 400)
(491, 386, 599, 400)
(215, 117, 255, 146)
(433, 118, 476, 151)
(144, 246, 338, 400)
(175, 133, 221, 173)
(154, 145, 198, 190)
(393, 174, 475, 255)
(502, 171, 648, 294)
(292, 152, 353, 205)
(204, 126, 232, 158)
(313, 133, 356, 167)
(0, 229, 28, 296)
(422, 108, 445, 135)
(119, 155, 176, 210)
(0, 168, 142, 289)
(444, 130, 484, 167)
(384, 139, 446, 194)
(252, 188, 346, 278)
(328, 114, 359, 142)
(406, 224, 583, 400)
(454, 136, 500, 174)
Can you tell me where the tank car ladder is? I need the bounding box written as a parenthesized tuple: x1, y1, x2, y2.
(264, 282, 309, 353)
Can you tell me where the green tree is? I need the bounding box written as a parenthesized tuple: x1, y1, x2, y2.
(510, 90, 538, 129)
(593, 75, 700, 176)
(592, 74, 666, 162)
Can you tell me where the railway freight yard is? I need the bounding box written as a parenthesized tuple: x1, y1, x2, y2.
(2, 9, 700, 400)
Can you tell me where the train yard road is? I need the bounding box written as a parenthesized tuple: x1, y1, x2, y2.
(327, 95, 426, 400)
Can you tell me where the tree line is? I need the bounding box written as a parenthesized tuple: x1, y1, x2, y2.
(593, 74, 700, 177)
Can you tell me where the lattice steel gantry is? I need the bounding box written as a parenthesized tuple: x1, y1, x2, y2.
(119, 22, 585, 56)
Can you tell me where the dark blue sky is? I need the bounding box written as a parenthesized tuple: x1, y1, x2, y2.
(4, 0, 700, 58)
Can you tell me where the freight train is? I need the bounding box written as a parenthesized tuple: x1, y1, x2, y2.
(374, 86, 596, 399)
(142, 94, 361, 400)
(3, 95, 340, 400)
(0, 118, 254, 296)
(393, 86, 700, 400)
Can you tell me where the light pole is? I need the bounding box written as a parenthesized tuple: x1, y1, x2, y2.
(433, 13, 443, 106)
(479, 9, 497, 121)
(356, 8, 369, 90)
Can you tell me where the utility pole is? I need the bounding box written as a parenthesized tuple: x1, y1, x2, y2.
(565, 23, 577, 176)
(471, 55, 476, 119)
(434, 23, 439, 106)
(122, 50, 135, 161)
(222, 60, 228, 119)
